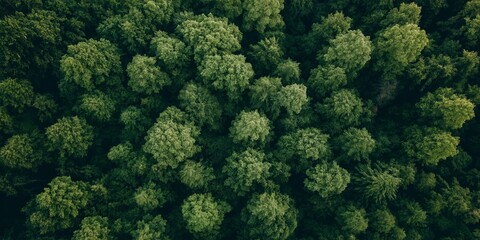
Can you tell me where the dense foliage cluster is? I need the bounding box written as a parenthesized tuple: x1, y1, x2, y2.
(1, 0, 480, 239)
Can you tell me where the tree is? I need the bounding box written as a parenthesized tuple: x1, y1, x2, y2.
(304, 161, 350, 198)
(150, 31, 190, 76)
(336, 127, 376, 161)
(336, 205, 368, 235)
(308, 65, 347, 97)
(396, 200, 427, 227)
(0, 134, 40, 169)
(276, 128, 331, 170)
(229, 110, 271, 145)
(417, 88, 475, 130)
(249, 77, 282, 116)
(25, 176, 89, 234)
(126, 55, 171, 94)
(143, 108, 200, 169)
(60, 39, 122, 91)
(180, 160, 216, 190)
(248, 37, 284, 75)
(241, 192, 298, 240)
(178, 83, 222, 129)
(176, 13, 242, 62)
(133, 215, 169, 240)
(404, 127, 459, 166)
(370, 209, 396, 234)
(352, 164, 402, 203)
(199, 53, 254, 101)
(274, 84, 309, 115)
(274, 59, 301, 84)
(181, 193, 230, 238)
(134, 182, 168, 211)
(0, 106, 13, 134)
(223, 148, 271, 196)
(72, 216, 111, 240)
(79, 92, 116, 122)
(199, 0, 243, 20)
(374, 24, 429, 76)
(321, 30, 373, 77)
(242, 0, 284, 33)
(0, 78, 35, 112)
(318, 89, 365, 131)
(307, 12, 352, 47)
(46, 116, 94, 158)
(380, 3, 422, 27)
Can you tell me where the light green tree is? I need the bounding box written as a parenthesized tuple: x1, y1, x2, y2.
(0, 78, 35, 112)
(321, 30, 373, 77)
(318, 89, 365, 130)
(304, 161, 350, 198)
(336, 127, 376, 161)
(133, 215, 169, 240)
(381, 3, 422, 27)
(336, 205, 368, 235)
(60, 39, 122, 91)
(241, 192, 298, 240)
(180, 160, 216, 190)
(404, 127, 459, 166)
(199, 54, 254, 101)
(417, 88, 475, 130)
(26, 176, 89, 234)
(181, 193, 230, 238)
(229, 110, 271, 145)
(352, 164, 402, 203)
(134, 182, 168, 211)
(0, 134, 40, 169)
(223, 148, 271, 196)
(126, 55, 171, 94)
(72, 216, 111, 240)
(242, 0, 284, 33)
(308, 65, 347, 97)
(143, 107, 200, 169)
(79, 92, 116, 122)
(46, 116, 94, 158)
(274, 84, 309, 115)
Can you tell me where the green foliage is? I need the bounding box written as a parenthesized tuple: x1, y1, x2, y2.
(181, 193, 230, 238)
(242, 0, 284, 33)
(304, 161, 350, 198)
(134, 182, 168, 211)
(404, 127, 459, 166)
(199, 54, 254, 100)
(143, 108, 200, 169)
(176, 14, 242, 62)
(249, 77, 282, 115)
(336, 127, 376, 161)
(381, 3, 422, 27)
(352, 164, 402, 203)
(127, 55, 171, 94)
(241, 192, 298, 240)
(308, 65, 347, 97)
(26, 176, 89, 234)
(178, 83, 222, 129)
(249, 37, 283, 74)
(180, 160, 216, 189)
(150, 31, 190, 75)
(277, 128, 331, 170)
(72, 216, 111, 240)
(417, 88, 475, 130)
(223, 148, 271, 196)
(60, 39, 122, 91)
(318, 89, 365, 130)
(79, 92, 116, 122)
(0, 78, 35, 112)
(229, 110, 271, 145)
(46, 116, 94, 158)
(307, 12, 352, 48)
(321, 30, 373, 77)
(375, 24, 429, 75)
(0, 134, 40, 169)
(336, 205, 368, 234)
(0, 106, 13, 133)
(275, 84, 309, 115)
(274, 59, 301, 84)
(133, 215, 169, 240)
(370, 209, 396, 233)
(396, 200, 427, 227)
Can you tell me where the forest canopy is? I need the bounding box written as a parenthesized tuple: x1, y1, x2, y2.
(1, 0, 480, 239)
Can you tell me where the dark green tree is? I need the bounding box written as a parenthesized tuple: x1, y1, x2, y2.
(304, 161, 350, 198)
(126, 55, 171, 94)
(352, 164, 402, 203)
(336, 127, 376, 161)
(0, 134, 41, 169)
